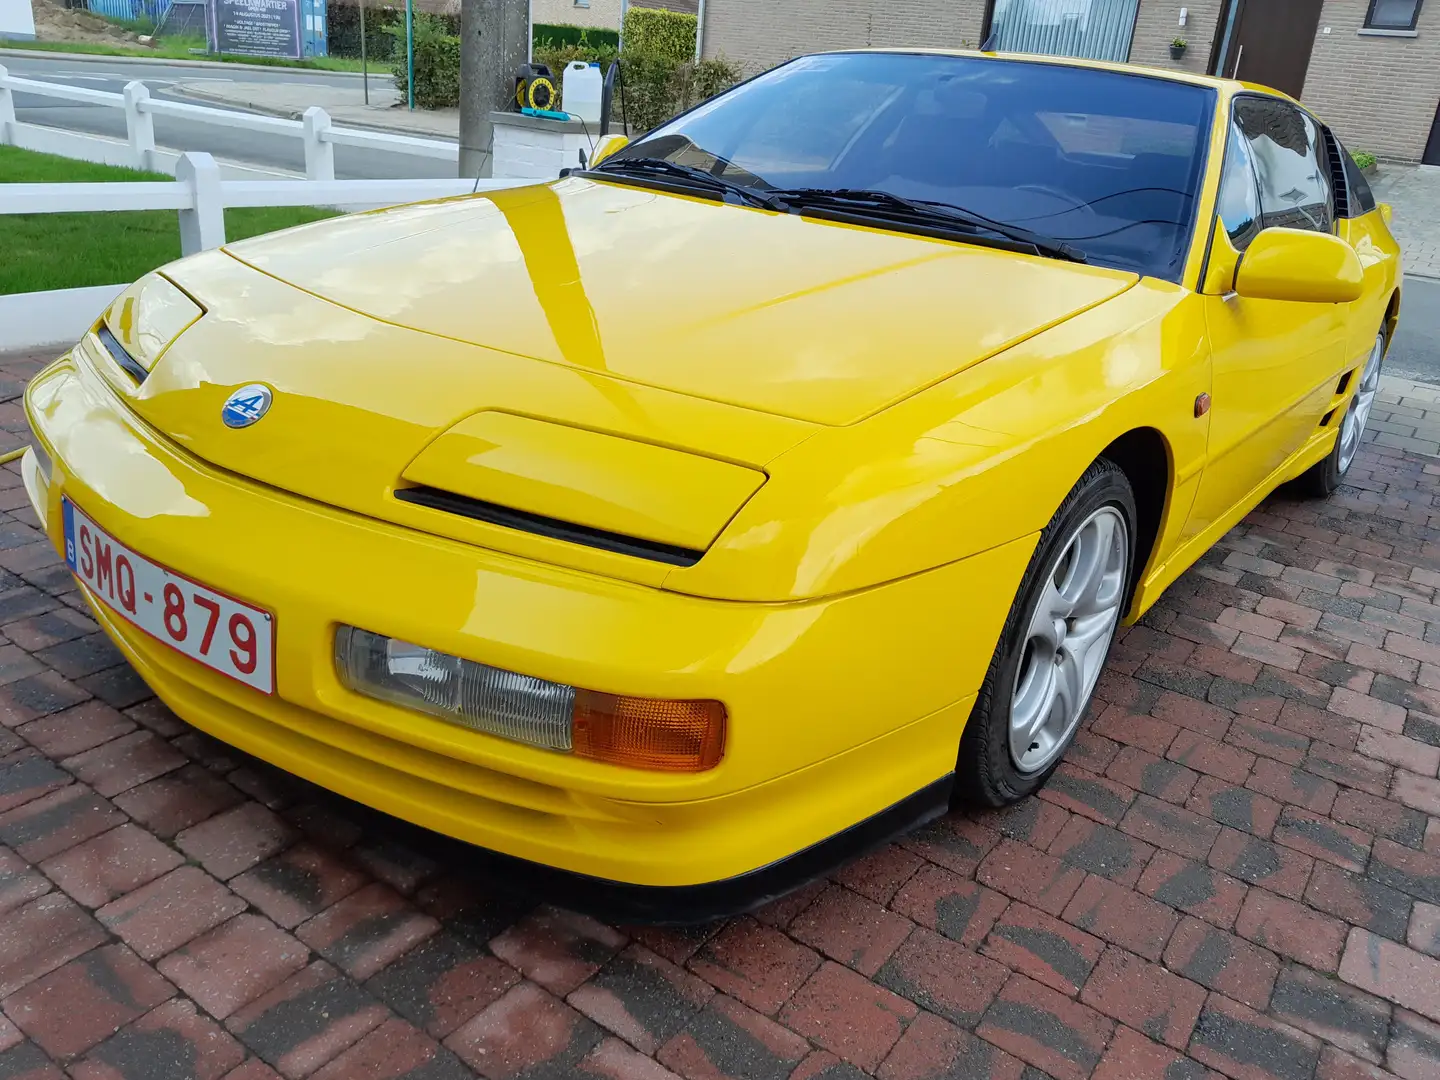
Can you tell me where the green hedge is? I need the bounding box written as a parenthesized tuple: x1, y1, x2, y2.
(621, 7, 695, 61)
(327, 10, 608, 61)
(326, 3, 406, 62)
(386, 13, 459, 109)
(533, 22, 618, 50)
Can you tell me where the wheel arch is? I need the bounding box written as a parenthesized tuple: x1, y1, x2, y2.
(1097, 426, 1173, 608)
(1384, 288, 1401, 344)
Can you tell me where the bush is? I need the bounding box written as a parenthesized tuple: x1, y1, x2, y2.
(533, 22, 618, 50)
(621, 7, 695, 61)
(329, 11, 608, 63)
(326, 2, 405, 61)
(609, 6, 740, 132)
(1351, 149, 1377, 170)
(388, 13, 459, 109)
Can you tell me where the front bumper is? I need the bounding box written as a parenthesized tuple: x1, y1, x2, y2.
(24, 346, 1034, 906)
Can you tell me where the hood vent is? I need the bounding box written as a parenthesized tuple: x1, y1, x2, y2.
(397, 411, 767, 565)
(394, 486, 705, 567)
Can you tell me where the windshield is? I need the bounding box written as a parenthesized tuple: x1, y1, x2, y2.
(608, 53, 1216, 280)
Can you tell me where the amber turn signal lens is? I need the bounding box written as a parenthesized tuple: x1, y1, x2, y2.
(572, 691, 726, 772)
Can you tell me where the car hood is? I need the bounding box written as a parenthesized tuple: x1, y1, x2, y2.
(223, 177, 1138, 428)
(122, 181, 1143, 598)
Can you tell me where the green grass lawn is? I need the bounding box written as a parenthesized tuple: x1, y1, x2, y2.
(2, 36, 370, 72)
(0, 145, 338, 295)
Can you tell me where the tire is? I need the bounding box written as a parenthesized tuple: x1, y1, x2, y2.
(956, 458, 1136, 807)
(1300, 328, 1386, 498)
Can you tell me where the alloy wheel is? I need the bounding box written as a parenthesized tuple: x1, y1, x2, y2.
(1337, 333, 1385, 476)
(1009, 505, 1128, 775)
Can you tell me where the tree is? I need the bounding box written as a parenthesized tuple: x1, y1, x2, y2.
(458, 0, 530, 177)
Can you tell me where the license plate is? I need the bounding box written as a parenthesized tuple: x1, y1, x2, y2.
(63, 499, 275, 694)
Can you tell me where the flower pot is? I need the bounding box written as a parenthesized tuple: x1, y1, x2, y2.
(1169, 44, 1187, 60)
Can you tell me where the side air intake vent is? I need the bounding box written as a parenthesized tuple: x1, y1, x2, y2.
(1324, 131, 1351, 219)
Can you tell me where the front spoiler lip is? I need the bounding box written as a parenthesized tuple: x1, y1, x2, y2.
(308, 773, 955, 926)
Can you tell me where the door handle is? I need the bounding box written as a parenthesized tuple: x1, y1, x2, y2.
(1232, 44, 1244, 79)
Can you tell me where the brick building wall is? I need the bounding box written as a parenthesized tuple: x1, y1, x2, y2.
(532, 0, 697, 32)
(700, 0, 985, 75)
(1302, 0, 1440, 161)
(532, 0, 624, 30)
(1128, 0, 1224, 75)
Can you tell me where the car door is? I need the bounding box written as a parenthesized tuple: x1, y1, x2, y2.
(1183, 95, 1352, 543)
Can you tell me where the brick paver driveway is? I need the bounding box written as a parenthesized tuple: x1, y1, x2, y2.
(0, 348, 1438, 1080)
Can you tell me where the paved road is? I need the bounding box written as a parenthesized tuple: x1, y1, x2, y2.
(1389, 275, 1440, 384)
(5, 53, 447, 179)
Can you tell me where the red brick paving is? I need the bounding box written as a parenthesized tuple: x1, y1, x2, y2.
(0, 403, 1437, 1080)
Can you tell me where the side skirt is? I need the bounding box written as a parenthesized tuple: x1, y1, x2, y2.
(1130, 426, 1337, 616)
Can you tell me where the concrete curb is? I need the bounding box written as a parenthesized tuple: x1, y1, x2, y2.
(0, 284, 126, 353)
(0, 46, 378, 78)
(173, 81, 459, 142)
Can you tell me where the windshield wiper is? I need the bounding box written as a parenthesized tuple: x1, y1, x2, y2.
(589, 157, 784, 210)
(769, 187, 1087, 263)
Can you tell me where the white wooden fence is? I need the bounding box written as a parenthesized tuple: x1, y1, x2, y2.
(0, 64, 558, 347)
(0, 62, 459, 178)
(4, 149, 527, 254)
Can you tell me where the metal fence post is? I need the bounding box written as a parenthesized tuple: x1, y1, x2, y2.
(303, 106, 336, 182)
(177, 152, 226, 256)
(0, 66, 15, 146)
(122, 80, 157, 172)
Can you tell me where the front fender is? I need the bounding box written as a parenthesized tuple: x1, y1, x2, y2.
(665, 280, 1212, 602)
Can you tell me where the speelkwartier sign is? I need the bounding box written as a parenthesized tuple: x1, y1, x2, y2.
(208, 0, 302, 59)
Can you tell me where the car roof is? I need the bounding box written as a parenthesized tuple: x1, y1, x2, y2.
(819, 48, 1296, 106)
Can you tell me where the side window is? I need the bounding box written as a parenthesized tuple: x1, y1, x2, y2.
(1233, 97, 1333, 233)
(1217, 123, 1262, 250)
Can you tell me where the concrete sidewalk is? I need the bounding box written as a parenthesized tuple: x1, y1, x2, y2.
(1372, 165, 1440, 281)
(174, 78, 459, 141)
(1373, 374, 1440, 458)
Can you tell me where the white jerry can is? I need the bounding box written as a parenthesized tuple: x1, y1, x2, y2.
(563, 62, 604, 125)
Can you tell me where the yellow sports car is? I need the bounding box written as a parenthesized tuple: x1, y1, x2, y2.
(24, 50, 1400, 919)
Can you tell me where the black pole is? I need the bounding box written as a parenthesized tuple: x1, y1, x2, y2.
(360, 0, 369, 105)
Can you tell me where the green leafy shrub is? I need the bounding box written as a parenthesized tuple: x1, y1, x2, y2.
(326, 2, 404, 61)
(533, 23, 618, 50)
(1351, 149, 1377, 170)
(388, 13, 460, 109)
(612, 7, 740, 132)
(621, 7, 695, 61)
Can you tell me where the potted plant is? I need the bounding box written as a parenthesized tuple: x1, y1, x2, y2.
(1351, 150, 1378, 177)
(1169, 37, 1187, 60)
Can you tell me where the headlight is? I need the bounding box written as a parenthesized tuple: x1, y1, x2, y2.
(335, 626, 726, 771)
(101, 273, 204, 374)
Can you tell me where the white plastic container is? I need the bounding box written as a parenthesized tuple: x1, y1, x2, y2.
(563, 62, 604, 126)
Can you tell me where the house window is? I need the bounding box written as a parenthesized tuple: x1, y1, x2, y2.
(1364, 0, 1423, 30)
(987, 0, 1141, 64)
